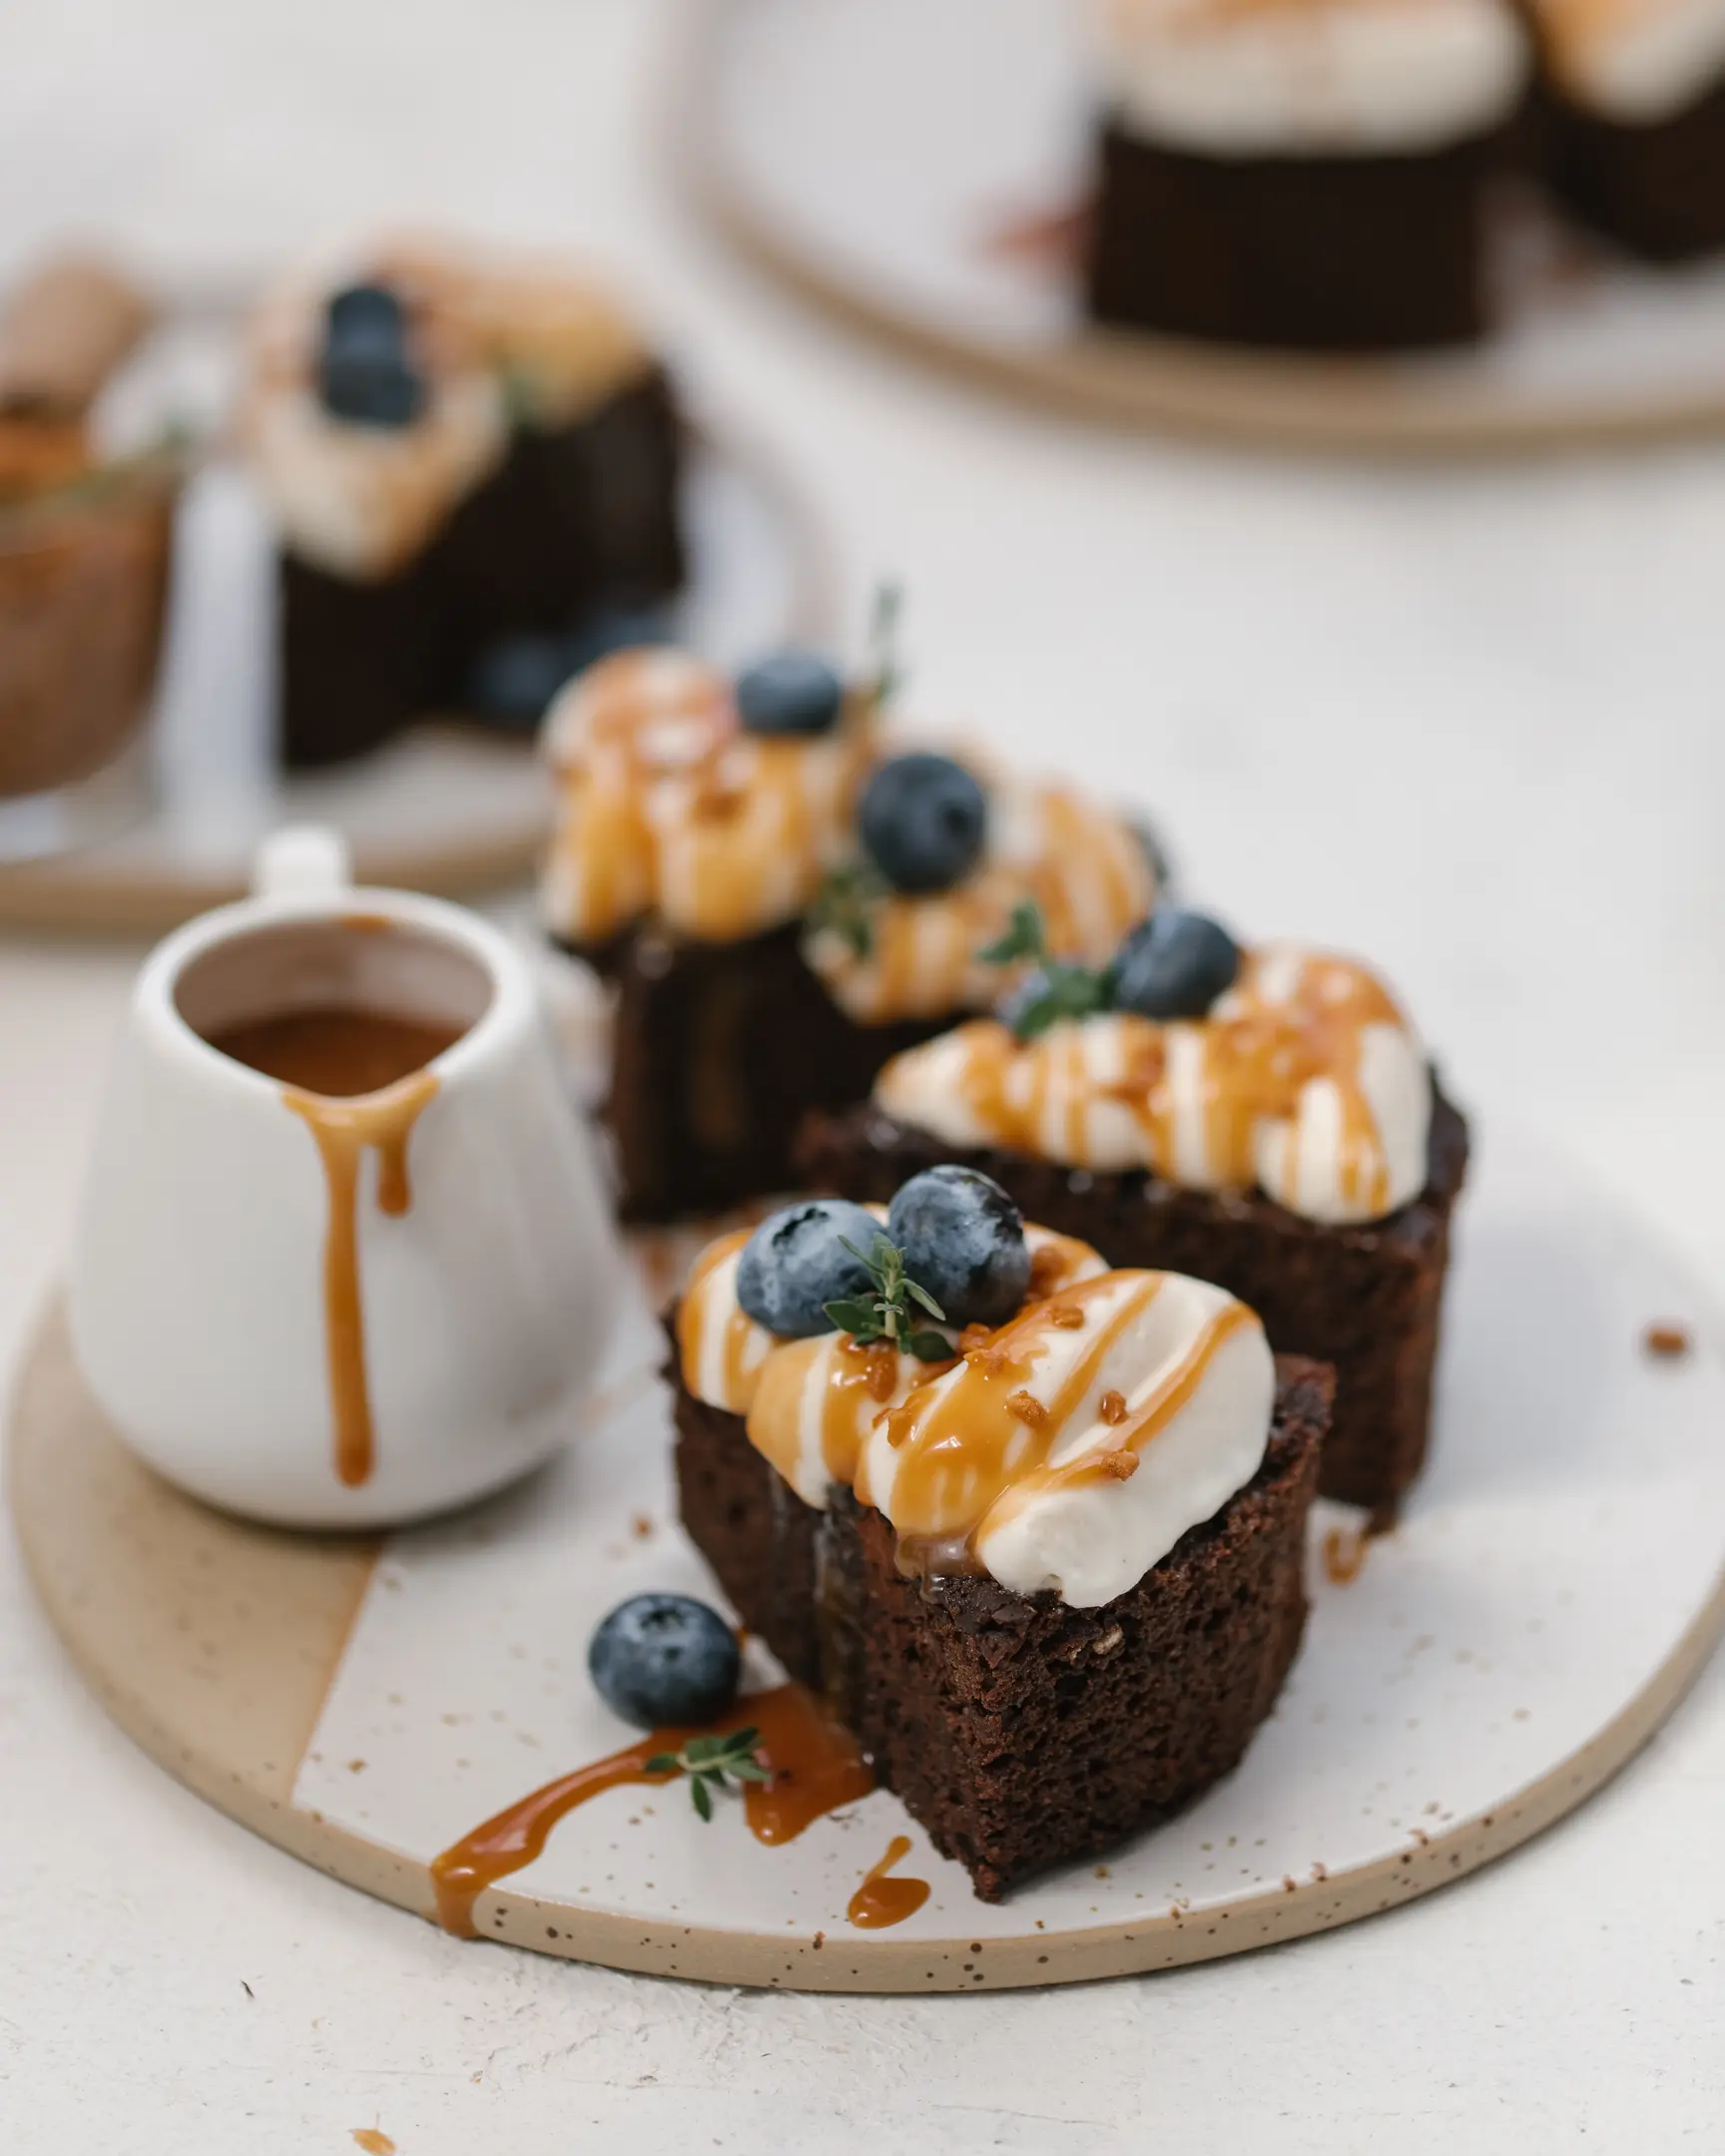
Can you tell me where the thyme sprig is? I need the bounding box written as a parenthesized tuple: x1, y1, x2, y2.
(978, 900, 1116, 1042)
(645, 1726, 769, 1821)
(808, 857, 887, 960)
(825, 1233, 951, 1361)
(866, 578, 905, 708)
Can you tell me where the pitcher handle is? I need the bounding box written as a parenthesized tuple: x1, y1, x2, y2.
(253, 823, 352, 902)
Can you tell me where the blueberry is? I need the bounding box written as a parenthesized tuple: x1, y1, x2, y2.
(318, 282, 424, 427)
(886, 1165, 1029, 1329)
(1112, 909, 1240, 1021)
(325, 281, 409, 346)
(735, 1198, 882, 1338)
(736, 648, 846, 738)
(466, 632, 577, 728)
(857, 753, 987, 896)
(588, 1593, 740, 1729)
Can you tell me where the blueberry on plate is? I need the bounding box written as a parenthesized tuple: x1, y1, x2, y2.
(1112, 909, 1240, 1022)
(887, 1164, 1030, 1329)
(318, 281, 424, 428)
(736, 648, 846, 738)
(736, 1198, 882, 1338)
(588, 1593, 740, 1729)
(857, 752, 987, 896)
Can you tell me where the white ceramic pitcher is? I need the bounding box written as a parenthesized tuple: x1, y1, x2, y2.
(67, 826, 619, 1528)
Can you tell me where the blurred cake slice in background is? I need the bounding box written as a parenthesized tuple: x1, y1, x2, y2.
(1080, 0, 1531, 349)
(0, 254, 181, 851)
(241, 235, 686, 770)
(1532, 0, 1725, 259)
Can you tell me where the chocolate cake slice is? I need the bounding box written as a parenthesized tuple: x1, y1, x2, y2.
(1080, 0, 1529, 350)
(802, 1091, 1463, 1525)
(668, 1184, 1329, 1898)
(539, 643, 1156, 1220)
(797, 916, 1467, 1525)
(242, 239, 685, 770)
(1529, 0, 1725, 259)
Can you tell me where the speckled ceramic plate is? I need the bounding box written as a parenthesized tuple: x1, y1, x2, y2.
(681, 0, 1725, 454)
(11, 1127, 1725, 1990)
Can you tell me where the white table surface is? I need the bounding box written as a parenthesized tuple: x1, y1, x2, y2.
(2, 3, 1723, 2149)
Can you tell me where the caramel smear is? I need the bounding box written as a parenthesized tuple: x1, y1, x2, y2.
(430, 1683, 872, 1937)
(847, 1835, 930, 1930)
(349, 2134, 395, 2156)
(1322, 1525, 1369, 1586)
(282, 1068, 442, 1487)
(981, 201, 1089, 270)
(1643, 1322, 1692, 1360)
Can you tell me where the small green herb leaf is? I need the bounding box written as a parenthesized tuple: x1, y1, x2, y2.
(643, 1725, 769, 1822)
(905, 1330, 957, 1361)
(978, 899, 1050, 969)
(808, 858, 887, 960)
(868, 579, 905, 708)
(904, 1279, 947, 1320)
(830, 1233, 951, 1355)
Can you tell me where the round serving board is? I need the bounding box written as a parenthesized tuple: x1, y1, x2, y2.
(681, 0, 1725, 455)
(0, 283, 833, 931)
(11, 1131, 1725, 1992)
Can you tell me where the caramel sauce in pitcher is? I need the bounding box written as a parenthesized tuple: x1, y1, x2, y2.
(209, 1005, 465, 1488)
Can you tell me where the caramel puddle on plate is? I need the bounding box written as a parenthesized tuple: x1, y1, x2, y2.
(350, 2133, 395, 2156)
(848, 1835, 930, 1929)
(430, 1682, 873, 1937)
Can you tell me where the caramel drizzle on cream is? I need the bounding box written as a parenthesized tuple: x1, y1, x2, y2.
(1520, 0, 1681, 82)
(903, 947, 1407, 1217)
(808, 783, 1154, 1025)
(541, 650, 876, 948)
(284, 1072, 440, 1487)
(675, 1227, 766, 1412)
(856, 1271, 1249, 1570)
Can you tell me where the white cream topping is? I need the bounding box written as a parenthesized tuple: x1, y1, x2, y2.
(245, 374, 507, 582)
(858, 1273, 1274, 1608)
(677, 1218, 1276, 1608)
(873, 944, 1433, 1228)
(1534, 0, 1725, 120)
(243, 234, 654, 580)
(1088, 0, 1528, 156)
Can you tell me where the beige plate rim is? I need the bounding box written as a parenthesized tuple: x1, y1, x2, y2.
(672, 0, 1725, 460)
(11, 1296, 1725, 1993)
